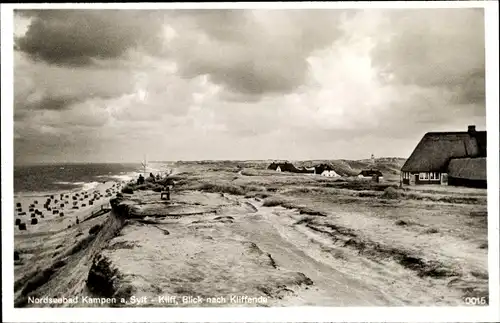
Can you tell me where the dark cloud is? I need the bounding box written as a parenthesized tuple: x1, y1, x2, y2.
(15, 9, 352, 98)
(14, 95, 83, 122)
(167, 10, 353, 97)
(14, 51, 138, 124)
(15, 10, 166, 66)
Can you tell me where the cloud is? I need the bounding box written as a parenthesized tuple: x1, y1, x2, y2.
(12, 9, 487, 164)
(15, 10, 167, 66)
(370, 9, 485, 105)
(14, 51, 142, 122)
(168, 10, 353, 98)
(15, 9, 354, 99)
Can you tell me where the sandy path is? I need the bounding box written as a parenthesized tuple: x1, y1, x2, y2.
(81, 191, 464, 307)
(226, 204, 391, 306)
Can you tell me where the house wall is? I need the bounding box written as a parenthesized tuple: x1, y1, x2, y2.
(448, 177, 487, 188)
(321, 170, 339, 177)
(402, 171, 441, 185)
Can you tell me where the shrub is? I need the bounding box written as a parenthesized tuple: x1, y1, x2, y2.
(288, 187, 313, 194)
(121, 186, 134, 194)
(395, 220, 408, 226)
(262, 197, 286, 207)
(240, 169, 259, 176)
(381, 187, 401, 199)
(197, 183, 246, 196)
(244, 185, 266, 192)
(89, 224, 102, 235)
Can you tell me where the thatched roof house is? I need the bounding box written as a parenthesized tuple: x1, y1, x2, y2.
(401, 125, 486, 187)
(268, 162, 301, 173)
(358, 170, 383, 178)
(314, 164, 333, 174)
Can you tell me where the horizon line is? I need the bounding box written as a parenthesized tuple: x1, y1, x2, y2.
(13, 156, 408, 166)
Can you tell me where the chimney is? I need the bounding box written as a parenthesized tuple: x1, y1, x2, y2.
(468, 125, 476, 133)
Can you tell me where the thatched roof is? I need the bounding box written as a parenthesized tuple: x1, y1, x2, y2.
(314, 164, 334, 174)
(268, 162, 300, 173)
(401, 129, 487, 172)
(448, 157, 486, 181)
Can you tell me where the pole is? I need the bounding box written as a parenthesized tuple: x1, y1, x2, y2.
(141, 155, 147, 177)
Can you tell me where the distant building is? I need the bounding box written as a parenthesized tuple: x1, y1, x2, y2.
(268, 162, 340, 176)
(268, 162, 301, 173)
(314, 164, 336, 176)
(358, 170, 383, 177)
(358, 169, 383, 179)
(321, 169, 340, 177)
(401, 125, 486, 188)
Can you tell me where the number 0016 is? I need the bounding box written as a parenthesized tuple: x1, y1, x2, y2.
(463, 297, 488, 305)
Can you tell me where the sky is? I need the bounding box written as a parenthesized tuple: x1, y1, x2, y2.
(12, 7, 487, 164)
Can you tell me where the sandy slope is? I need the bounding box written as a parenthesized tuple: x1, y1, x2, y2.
(13, 181, 125, 306)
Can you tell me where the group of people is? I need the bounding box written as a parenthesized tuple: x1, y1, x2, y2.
(137, 172, 163, 185)
(135, 172, 175, 200)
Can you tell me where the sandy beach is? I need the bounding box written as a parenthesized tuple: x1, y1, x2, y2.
(14, 181, 125, 235)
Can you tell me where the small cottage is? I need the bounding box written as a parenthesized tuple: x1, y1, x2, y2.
(401, 125, 486, 187)
(358, 169, 383, 179)
(314, 164, 334, 175)
(268, 162, 301, 173)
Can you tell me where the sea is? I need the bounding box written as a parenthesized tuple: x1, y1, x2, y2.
(13, 163, 168, 196)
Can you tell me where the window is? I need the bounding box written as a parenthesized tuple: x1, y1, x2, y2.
(419, 172, 429, 180)
(430, 172, 440, 180)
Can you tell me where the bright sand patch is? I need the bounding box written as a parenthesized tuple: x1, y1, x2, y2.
(14, 181, 123, 235)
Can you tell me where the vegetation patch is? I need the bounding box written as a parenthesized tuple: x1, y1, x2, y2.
(381, 187, 403, 199)
(89, 224, 103, 235)
(86, 254, 123, 298)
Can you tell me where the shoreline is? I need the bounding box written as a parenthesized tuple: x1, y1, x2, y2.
(13, 180, 126, 236)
